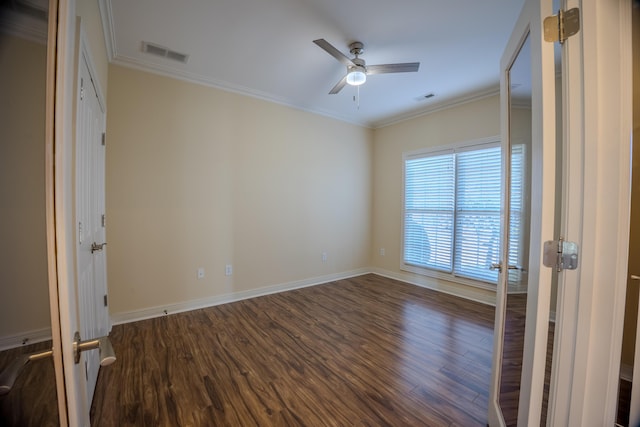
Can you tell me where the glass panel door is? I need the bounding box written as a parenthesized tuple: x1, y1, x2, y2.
(488, 0, 558, 424)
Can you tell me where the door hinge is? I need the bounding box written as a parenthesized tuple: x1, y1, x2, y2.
(103, 294, 108, 307)
(101, 214, 106, 228)
(543, 238, 579, 272)
(80, 77, 84, 101)
(544, 7, 580, 44)
(101, 132, 106, 146)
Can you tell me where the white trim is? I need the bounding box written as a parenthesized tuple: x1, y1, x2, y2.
(77, 21, 106, 113)
(110, 55, 504, 131)
(488, 0, 558, 424)
(96, 0, 501, 135)
(374, 86, 500, 129)
(110, 267, 499, 326)
(602, 0, 633, 420)
(111, 269, 369, 325)
(620, 363, 633, 383)
(371, 268, 496, 306)
(0, 327, 53, 352)
(545, 0, 585, 422)
(45, 0, 68, 424)
(0, 8, 48, 45)
(403, 135, 501, 159)
(549, 0, 633, 425)
(97, 0, 115, 61)
(55, 0, 88, 424)
(109, 56, 373, 129)
(400, 264, 498, 292)
(401, 135, 503, 291)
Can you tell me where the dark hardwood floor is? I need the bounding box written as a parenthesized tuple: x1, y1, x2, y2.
(617, 379, 632, 427)
(0, 275, 632, 425)
(498, 293, 527, 426)
(497, 292, 554, 427)
(0, 340, 58, 427)
(90, 274, 496, 426)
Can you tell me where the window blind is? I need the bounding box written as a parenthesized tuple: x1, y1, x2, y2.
(403, 141, 523, 285)
(404, 153, 455, 272)
(454, 146, 502, 282)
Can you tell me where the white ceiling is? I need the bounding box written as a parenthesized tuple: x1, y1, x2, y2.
(102, 0, 525, 128)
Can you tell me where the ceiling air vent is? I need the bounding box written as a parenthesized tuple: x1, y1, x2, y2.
(141, 42, 189, 64)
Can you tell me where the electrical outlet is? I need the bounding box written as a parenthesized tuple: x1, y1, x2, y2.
(197, 268, 205, 279)
(225, 265, 233, 276)
(380, 248, 386, 256)
(322, 252, 327, 262)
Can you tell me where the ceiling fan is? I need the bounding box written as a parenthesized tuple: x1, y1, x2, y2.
(313, 39, 420, 94)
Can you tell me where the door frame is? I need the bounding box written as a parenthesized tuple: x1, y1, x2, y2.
(488, 0, 557, 424)
(45, 0, 68, 424)
(53, 0, 90, 424)
(47, 0, 633, 425)
(546, 0, 633, 425)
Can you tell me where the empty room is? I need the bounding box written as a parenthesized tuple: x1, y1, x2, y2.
(0, 0, 635, 426)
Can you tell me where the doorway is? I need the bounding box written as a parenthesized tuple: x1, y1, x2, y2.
(0, 1, 59, 425)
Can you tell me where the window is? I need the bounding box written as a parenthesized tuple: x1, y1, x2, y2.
(403, 140, 523, 284)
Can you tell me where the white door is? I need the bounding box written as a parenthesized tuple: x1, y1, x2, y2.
(488, 0, 558, 425)
(51, 15, 113, 424)
(75, 46, 109, 406)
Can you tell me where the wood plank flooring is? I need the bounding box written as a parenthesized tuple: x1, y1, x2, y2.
(0, 275, 632, 425)
(497, 293, 555, 427)
(91, 274, 496, 426)
(0, 340, 58, 427)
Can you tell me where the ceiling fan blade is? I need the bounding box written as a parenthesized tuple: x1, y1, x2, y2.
(313, 39, 354, 67)
(329, 75, 348, 94)
(366, 62, 420, 75)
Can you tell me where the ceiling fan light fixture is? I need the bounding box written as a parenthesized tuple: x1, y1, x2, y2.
(346, 67, 367, 86)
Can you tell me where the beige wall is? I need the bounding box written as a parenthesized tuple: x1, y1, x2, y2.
(105, 65, 372, 315)
(0, 0, 108, 345)
(371, 96, 501, 302)
(0, 34, 50, 340)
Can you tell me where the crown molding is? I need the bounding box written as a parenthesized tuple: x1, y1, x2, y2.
(111, 54, 372, 128)
(97, 0, 499, 130)
(372, 85, 501, 129)
(98, 0, 116, 61)
(0, 7, 47, 45)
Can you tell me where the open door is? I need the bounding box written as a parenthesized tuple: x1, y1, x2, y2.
(52, 2, 116, 425)
(488, 0, 558, 424)
(74, 21, 111, 409)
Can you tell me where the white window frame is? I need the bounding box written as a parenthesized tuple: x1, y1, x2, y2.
(401, 136, 505, 290)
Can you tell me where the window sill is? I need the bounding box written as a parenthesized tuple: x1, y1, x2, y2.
(400, 263, 497, 292)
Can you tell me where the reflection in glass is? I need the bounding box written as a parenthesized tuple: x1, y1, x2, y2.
(0, 2, 59, 426)
(498, 33, 532, 426)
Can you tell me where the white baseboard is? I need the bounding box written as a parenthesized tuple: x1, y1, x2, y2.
(110, 268, 370, 325)
(370, 267, 496, 306)
(620, 362, 634, 382)
(0, 327, 52, 352)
